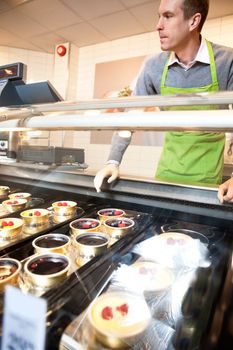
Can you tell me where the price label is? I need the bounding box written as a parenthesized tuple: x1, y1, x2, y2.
(2, 285, 47, 350)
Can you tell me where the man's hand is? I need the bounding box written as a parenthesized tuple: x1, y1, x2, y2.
(218, 177, 233, 203)
(94, 164, 119, 193)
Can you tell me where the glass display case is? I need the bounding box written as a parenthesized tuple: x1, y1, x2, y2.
(0, 92, 233, 350)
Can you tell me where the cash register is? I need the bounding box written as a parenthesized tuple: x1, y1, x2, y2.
(0, 62, 86, 168)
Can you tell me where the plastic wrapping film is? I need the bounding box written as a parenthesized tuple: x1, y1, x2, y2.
(59, 229, 210, 350)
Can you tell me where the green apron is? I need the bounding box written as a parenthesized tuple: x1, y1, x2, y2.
(156, 40, 225, 186)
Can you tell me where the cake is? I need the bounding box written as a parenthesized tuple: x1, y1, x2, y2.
(0, 186, 10, 196)
(0, 218, 24, 240)
(2, 198, 27, 213)
(134, 232, 206, 269)
(9, 192, 31, 201)
(0, 258, 21, 292)
(88, 291, 151, 348)
(97, 208, 125, 222)
(103, 218, 135, 240)
(70, 218, 101, 235)
(131, 261, 174, 294)
(52, 200, 77, 217)
(159, 232, 193, 246)
(20, 208, 50, 234)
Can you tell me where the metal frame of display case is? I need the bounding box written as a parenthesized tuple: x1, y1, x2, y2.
(0, 92, 233, 350)
(0, 91, 232, 131)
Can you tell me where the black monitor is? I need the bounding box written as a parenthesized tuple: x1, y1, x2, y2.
(0, 62, 26, 82)
(0, 62, 63, 106)
(15, 80, 63, 105)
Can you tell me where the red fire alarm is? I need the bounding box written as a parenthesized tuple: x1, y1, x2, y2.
(56, 45, 67, 57)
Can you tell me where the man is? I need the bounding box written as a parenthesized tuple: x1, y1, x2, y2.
(94, 0, 233, 203)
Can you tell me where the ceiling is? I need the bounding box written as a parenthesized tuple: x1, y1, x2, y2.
(0, 0, 233, 53)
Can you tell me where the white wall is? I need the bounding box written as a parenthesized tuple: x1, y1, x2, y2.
(0, 14, 233, 177)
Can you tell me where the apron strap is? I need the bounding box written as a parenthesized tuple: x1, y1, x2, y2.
(161, 39, 218, 89)
(206, 39, 218, 85)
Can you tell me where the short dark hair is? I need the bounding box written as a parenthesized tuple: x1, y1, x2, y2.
(181, 0, 209, 32)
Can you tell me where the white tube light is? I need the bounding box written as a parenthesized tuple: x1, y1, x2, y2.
(0, 109, 233, 131)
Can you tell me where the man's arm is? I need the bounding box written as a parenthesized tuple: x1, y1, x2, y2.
(94, 132, 132, 192)
(107, 131, 132, 163)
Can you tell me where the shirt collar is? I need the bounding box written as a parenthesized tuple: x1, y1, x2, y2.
(168, 37, 210, 70)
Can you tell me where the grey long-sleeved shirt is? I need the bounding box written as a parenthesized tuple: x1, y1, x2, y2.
(107, 41, 233, 164)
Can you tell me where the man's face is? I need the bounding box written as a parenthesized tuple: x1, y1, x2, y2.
(157, 0, 192, 52)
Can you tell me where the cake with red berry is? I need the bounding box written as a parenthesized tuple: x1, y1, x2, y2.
(158, 232, 193, 246)
(69, 218, 101, 235)
(97, 208, 125, 222)
(103, 218, 134, 240)
(52, 200, 77, 217)
(88, 291, 151, 349)
(131, 261, 174, 294)
(0, 218, 24, 240)
(9, 192, 31, 201)
(2, 198, 27, 213)
(20, 208, 50, 229)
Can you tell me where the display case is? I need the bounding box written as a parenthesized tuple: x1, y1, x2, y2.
(0, 92, 233, 350)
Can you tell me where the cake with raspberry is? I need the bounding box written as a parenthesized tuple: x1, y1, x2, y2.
(131, 260, 174, 293)
(0, 218, 23, 239)
(20, 208, 50, 230)
(70, 218, 101, 235)
(88, 291, 151, 348)
(159, 232, 193, 246)
(103, 218, 135, 240)
(2, 198, 27, 213)
(52, 200, 77, 217)
(9, 192, 31, 201)
(21, 208, 49, 218)
(97, 208, 125, 222)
